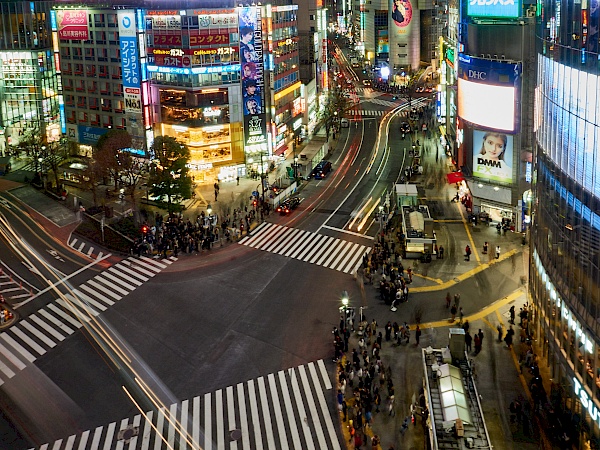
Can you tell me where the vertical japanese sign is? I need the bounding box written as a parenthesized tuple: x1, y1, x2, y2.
(56, 10, 89, 41)
(118, 11, 141, 114)
(239, 6, 267, 154)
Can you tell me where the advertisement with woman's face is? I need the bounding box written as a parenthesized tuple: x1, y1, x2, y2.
(473, 129, 513, 184)
(391, 0, 413, 27)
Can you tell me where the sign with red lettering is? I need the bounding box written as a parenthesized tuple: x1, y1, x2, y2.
(57, 10, 89, 41)
(152, 34, 182, 46)
(189, 33, 230, 46)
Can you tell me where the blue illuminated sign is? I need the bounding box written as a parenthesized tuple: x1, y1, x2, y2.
(467, 0, 521, 18)
(118, 12, 140, 89)
(50, 10, 57, 31)
(78, 126, 109, 145)
(59, 104, 66, 134)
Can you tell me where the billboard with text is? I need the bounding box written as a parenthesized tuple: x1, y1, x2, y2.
(457, 54, 521, 133)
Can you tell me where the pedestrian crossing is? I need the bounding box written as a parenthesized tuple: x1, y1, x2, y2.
(18, 154, 63, 173)
(0, 269, 36, 301)
(361, 97, 399, 107)
(36, 360, 341, 450)
(239, 222, 370, 274)
(68, 236, 105, 260)
(0, 255, 177, 386)
(347, 109, 386, 116)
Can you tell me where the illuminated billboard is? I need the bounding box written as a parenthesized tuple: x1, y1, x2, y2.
(239, 6, 267, 154)
(467, 0, 521, 19)
(56, 10, 89, 40)
(472, 129, 513, 183)
(457, 54, 521, 133)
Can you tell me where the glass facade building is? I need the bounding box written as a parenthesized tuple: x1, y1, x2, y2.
(0, 1, 61, 151)
(531, 0, 600, 446)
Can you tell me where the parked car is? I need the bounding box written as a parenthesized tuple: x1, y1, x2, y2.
(400, 122, 411, 134)
(276, 197, 301, 215)
(341, 118, 349, 128)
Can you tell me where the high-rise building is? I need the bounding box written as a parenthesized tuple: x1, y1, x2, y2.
(0, 0, 61, 153)
(530, 0, 600, 445)
(454, 0, 535, 232)
(53, 0, 300, 183)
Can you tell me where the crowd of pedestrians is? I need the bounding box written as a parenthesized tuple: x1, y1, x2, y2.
(333, 317, 421, 450)
(132, 204, 268, 257)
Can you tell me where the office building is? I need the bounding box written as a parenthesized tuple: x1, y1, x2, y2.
(54, 0, 300, 183)
(0, 0, 61, 154)
(530, 0, 600, 446)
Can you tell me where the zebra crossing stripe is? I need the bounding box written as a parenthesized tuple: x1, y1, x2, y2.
(38, 309, 75, 335)
(271, 227, 303, 254)
(109, 266, 144, 284)
(258, 376, 276, 449)
(93, 276, 129, 296)
(129, 259, 160, 274)
(279, 370, 302, 450)
(29, 314, 66, 342)
(281, 228, 311, 257)
(140, 411, 153, 450)
(11, 327, 46, 355)
(268, 372, 288, 448)
(1, 333, 36, 363)
(70, 238, 77, 248)
(204, 393, 212, 450)
(237, 382, 251, 450)
(47, 303, 83, 330)
(122, 261, 155, 278)
(226, 386, 237, 450)
(309, 362, 341, 450)
(247, 380, 262, 450)
(71, 289, 110, 311)
(85, 280, 122, 301)
(56, 298, 94, 323)
(300, 234, 329, 262)
(312, 236, 341, 265)
(99, 272, 136, 291)
(138, 256, 165, 271)
(0, 341, 26, 371)
(21, 320, 56, 348)
(37, 360, 338, 450)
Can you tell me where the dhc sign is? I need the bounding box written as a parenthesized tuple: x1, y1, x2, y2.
(467, 0, 521, 18)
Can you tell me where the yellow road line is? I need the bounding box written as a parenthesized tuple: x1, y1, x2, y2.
(417, 289, 523, 329)
(433, 219, 463, 223)
(457, 203, 481, 263)
(410, 249, 520, 293)
(412, 273, 443, 284)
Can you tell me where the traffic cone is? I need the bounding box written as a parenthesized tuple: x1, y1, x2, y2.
(19, 281, 22, 289)
(30, 288, 33, 297)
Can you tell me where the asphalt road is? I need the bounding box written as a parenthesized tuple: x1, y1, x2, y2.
(0, 55, 426, 448)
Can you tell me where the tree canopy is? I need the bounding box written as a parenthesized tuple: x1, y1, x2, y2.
(147, 136, 193, 214)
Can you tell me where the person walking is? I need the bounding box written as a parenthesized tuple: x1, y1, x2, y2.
(478, 329, 484, 351)
(445, 292, 451, 308)
(465, 245, 471, 261)
(474, 334, 481, 353)
(495, 245, 501, 259)
(509, 305, 516, 324)
(497, 323, 503, 342)
(415, 325, 421, 346)
(465, 331, 472, 353)
(439, 245, 445, 259)
(459, 307, 464, 325)
(450, 304, 457, 322)
(483, 241, 488, 254)
(454, 293, 461, 308)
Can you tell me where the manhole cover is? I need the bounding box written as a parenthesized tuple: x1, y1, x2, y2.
(230, 429, 242, 441)
(117, 426, 139, 443)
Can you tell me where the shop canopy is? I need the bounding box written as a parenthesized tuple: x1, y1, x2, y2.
(447, 171, 465, 184)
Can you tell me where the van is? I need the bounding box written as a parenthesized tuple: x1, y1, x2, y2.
(313, 160, 332, 180)
(341, 118, 349, 128)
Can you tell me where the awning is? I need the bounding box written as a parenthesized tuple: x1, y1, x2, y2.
(274, 145, 288, 156)
(447, 171, 465, 183)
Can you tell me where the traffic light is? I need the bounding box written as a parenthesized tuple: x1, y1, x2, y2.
(141, 225, 148, 235)
(252, 199, 258, 207)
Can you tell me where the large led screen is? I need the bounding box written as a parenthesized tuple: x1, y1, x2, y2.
(457, 54, 521, 133)
(467, 0, 521, 18)
(537, 55, 600, 199)
(472, 129, 514, 183)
